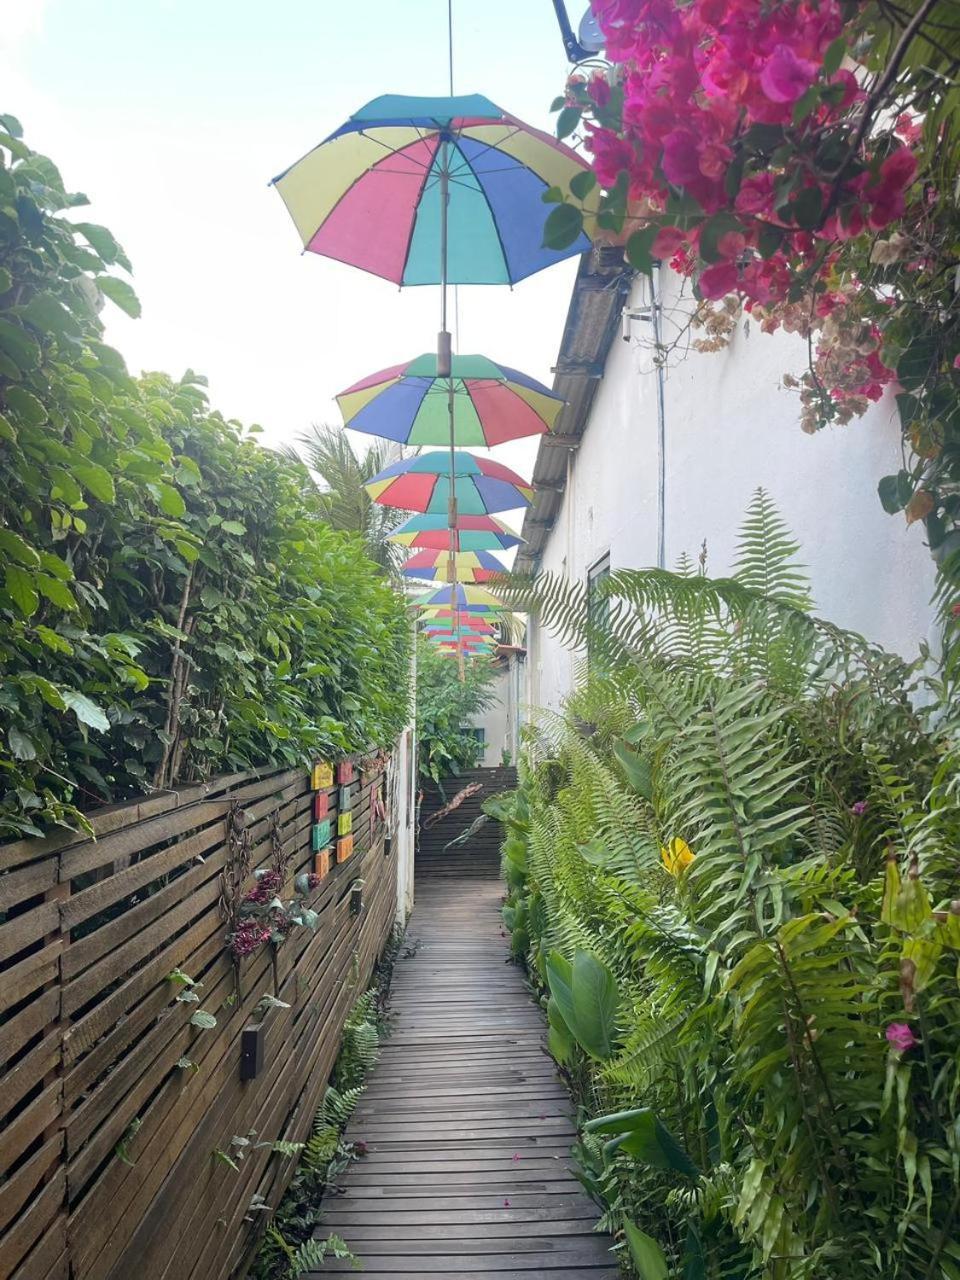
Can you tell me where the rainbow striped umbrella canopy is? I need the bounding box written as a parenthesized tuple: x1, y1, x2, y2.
(431, 638, 496, 653)
(388, 514, 522, 552)
(435, 650, 496, 660)
(413, 584, 504, 611)
(434, 632, 495, 642)
(421, 615, 496, 632)
(418, 610, 503, 629)
(270, 94, 593, 286)
(401, 550, 506, 583)
(421, 626, 497, 641)
(337, 354, 563, 447)
(366, 451, 532, 515)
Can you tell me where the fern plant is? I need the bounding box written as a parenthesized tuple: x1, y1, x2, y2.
(495, 493, 959, 1279)
(248, 979, 390, 1279)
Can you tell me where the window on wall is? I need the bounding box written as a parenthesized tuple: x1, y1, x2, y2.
(586, 553, 611, 660)
(463, 727, 485, 745)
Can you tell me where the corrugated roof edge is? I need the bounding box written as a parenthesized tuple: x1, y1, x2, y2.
(515, 247, 632, 573)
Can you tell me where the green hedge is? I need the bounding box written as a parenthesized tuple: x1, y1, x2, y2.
(0, 115, 411, 839)
(414, 638, 496, 783)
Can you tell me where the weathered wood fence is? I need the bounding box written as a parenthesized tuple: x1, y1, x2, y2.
(0, 755, 399, 1280)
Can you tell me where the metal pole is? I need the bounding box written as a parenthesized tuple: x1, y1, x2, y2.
(653, 265, 667, 570)
(436, 137, 463, 679)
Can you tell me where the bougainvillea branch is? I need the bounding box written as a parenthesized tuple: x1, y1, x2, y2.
(545, 0, 960, 603)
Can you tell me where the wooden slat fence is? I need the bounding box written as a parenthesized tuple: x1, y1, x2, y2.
(0, 755, 399, 1280)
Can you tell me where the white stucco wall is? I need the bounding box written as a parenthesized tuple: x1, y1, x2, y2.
(472, 659, 523, 765)
(526, 269, 937, 717)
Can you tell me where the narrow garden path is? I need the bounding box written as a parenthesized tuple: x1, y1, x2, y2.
(314, 769, 618, 1277)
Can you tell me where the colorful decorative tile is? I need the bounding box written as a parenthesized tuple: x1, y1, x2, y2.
(337, 811, 353, 836)
(313, 848, 330, 879)
(337, 834, 354, 862)
(313, 791, 329, 820)
(312, 761, 334, 790)
(311, 819, 331, 850)
(336, 760, 355, 784)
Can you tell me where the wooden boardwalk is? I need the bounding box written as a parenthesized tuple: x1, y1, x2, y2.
(314, 770, 618, 1277)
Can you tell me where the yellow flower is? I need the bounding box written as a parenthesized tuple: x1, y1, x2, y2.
(660, 836, 695, 877)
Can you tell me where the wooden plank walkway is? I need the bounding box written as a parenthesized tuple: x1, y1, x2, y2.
(313, 769, 618, 1277)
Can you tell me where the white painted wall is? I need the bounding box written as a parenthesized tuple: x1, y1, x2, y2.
(391, 631, 417, 925)
(526, 269, 938, 717)
(471, 659, 523, 766)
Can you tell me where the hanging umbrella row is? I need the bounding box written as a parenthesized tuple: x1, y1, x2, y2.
(272, 92, 591, 667)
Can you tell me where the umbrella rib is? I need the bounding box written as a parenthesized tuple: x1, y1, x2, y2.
(357, 128, 437, 174)
(397, 134, 441, 286)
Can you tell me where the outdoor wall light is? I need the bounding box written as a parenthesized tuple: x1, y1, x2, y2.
(551, 0, 605, 63)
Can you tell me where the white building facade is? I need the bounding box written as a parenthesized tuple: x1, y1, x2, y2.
(520, 251, 938, 717)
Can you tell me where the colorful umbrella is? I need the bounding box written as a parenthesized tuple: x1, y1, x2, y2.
(388, 513, 522, 553)
(417, 607, 505, 623)
(337, 354, 563, 447)
(427, 639, 497, 651)
(401, 550, 507, 583)
(270, 94, 593, 286)
(414, 584, 504, 611)
(367, 451, 532, 515)
(420, 617, 496, 633)
(421, 628, 497, 641)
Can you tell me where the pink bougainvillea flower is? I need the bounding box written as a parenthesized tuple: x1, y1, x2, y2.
(881, 146, 919, 192)
(503, 1199, 511, 1207)
(717, 230, 747, 260)
(886, 1022, 917, 1053)
(698, 142, 732, 181)
(895, 112, 923, 145)
(512, 1152, 522, 1161)
(760, 45, 819, 104)
(850, 800, 868, 816)
(953, 354, 960, 370)
(735, 173, 776, 216)
(699, 262, 739, 299)
(652, 226, 687, 259)
(661, 129, 702, 185)
(832, 69, 860, 107)
(588, 73, 612, 108)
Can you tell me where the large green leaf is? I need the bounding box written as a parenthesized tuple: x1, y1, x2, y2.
(586, 1107, 699, 1176)
(97, 274, 141, 318)
(624, 1223, 668, 1280)
(72, 461, 116, 503)
(571, 950, 620, 1059)
(546, 949, 620, 1060)
(62, 690, 111, 732)
(5, 564, 38, 616)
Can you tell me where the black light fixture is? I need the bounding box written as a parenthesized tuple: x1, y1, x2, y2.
(551, 1, 605, 63)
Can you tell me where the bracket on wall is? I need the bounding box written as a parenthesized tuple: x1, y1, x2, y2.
(534, 480, 566, 493)
(540, 436, 580, 450)
(551, 359, 605, 377)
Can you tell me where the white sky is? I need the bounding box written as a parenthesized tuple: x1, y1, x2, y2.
(2, 0, 585, 535)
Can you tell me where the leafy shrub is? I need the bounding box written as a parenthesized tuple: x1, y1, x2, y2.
(497, 492, 959, 1278)
(0, 117, 411, 838)
(415, 638, 496, 782)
